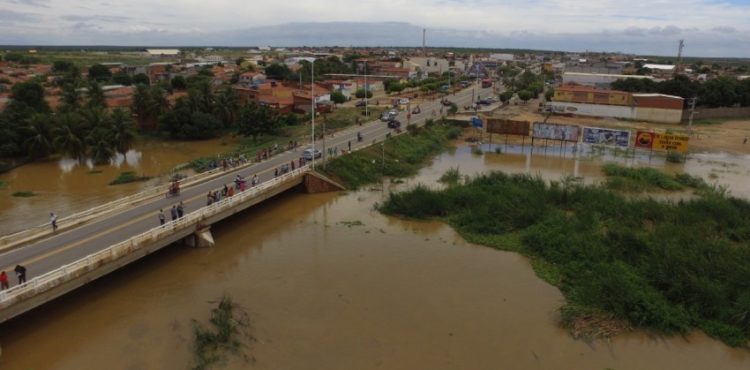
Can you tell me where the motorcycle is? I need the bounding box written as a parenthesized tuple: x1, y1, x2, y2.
(166, 181, 180, 198)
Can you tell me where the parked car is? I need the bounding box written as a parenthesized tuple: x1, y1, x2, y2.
(355, 100, 367, 107)
(398, 98, 409, 105)
(381, 110, 398, 122)
(460, 81, 470, 87)
(477, 99, 492, 105)
(302, 148, 322, 161)
(279, 163, 290, 174)
(441, 99, 453, 106)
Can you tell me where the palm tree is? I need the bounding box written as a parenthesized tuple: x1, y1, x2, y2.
(86, 127, 115, 165)
(214, 87, 239, 127)
(23, 113, 54, 159)
(87, 81, 107, 109)
(60, 83, 82, 112)
(110, 108, 137, 155)
(53, 112, 87, 162)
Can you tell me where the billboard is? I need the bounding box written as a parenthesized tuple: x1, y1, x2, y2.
(582, 127, 631, 147)
(486, 119, 530, 136)
(634, 131, 689, 153)
(532, 122, 580, 142)
(654, 133, 689, 153)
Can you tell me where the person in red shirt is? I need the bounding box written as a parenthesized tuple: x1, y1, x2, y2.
(0, 271, 9, 290)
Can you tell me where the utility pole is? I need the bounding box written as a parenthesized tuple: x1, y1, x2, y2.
(676, 39, 685, 76)
(422, 29, 426, 57)
(687, 96, 697, 136)
(311, 59, 316, 170)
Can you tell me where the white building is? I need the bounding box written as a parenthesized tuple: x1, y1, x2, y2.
(643, 64, 675, 71)
(489, 53, 514, 62)
(563, 72, 656, 88)
(146, 49, 180, 57)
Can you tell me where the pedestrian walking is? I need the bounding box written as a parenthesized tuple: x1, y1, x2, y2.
(158, 209, 166, 225)
(207, 192, 213, 206)
(252, 174, 258, 186)
(291, 160, 295, 170)
(228, 185, 235, 197)
(222, 184, 229, 197)
(334, 147, 338, 156)
(274, 168, 279, 177)
(348, 140, 351, 151)
(14, 265, 26, 285)
(170, 205, 178, 221)
(50, 212, 58, 232)
(0, 271, 9, 290)
(177, 202, 184, 218)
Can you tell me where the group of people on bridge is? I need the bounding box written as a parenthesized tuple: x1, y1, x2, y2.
(0, 264, 27, 290)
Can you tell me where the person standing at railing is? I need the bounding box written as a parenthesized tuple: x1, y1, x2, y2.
(177, 202, 184, 218)
(0, 271, 9, 290)
(50, 212, 58, 233)
(14, 265, 26, 285)
(158, 209, 166, 225)
(227, 184, 235, 197)
(170, 205, 178, 221)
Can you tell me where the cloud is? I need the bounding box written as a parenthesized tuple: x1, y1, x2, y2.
(0, 8, 38, 23)
(4, 0, 48, 8)
(62, 14, 131, 22)
(712, 26, 736, 34)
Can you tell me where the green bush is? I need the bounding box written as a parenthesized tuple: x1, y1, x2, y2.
(109, 171, 151, 185)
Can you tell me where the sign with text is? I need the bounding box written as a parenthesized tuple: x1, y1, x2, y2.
(634, 131, 656, 149)
(634, 131, 689, 153)
(654, 133, 689, 153)
(486, 119, 530, 136)
(532, 122, 580, 142)
(582, 127, 631, 147)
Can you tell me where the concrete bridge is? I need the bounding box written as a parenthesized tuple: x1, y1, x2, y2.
(0, 168, 344, 323)
(0, 84, 495, 324)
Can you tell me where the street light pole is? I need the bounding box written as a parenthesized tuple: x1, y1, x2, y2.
(364, 60, 368, 119)
(311, 59, 316, 170)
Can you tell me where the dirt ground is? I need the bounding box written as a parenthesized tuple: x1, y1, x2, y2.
(486, 102, 750, 155)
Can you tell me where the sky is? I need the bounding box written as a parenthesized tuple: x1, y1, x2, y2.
(1, 0, 750, 57)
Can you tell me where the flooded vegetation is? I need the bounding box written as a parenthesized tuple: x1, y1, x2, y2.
(379, 166, 750, 346)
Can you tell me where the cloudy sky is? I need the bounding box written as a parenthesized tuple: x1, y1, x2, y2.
(1, 0, 749, 57)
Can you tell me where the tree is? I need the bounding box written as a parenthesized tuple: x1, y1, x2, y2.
(171, 75, 187, 90)
(53, 61, 75, 73)
(110, 108, 137, 155)
(87, 81, 107, 109)
(88, 64, 112, 82)
(518, 90, 534, 102)
(87, 126, 116, 165)
(60, 83, 82, 112)
(330, 91, 346, 105)
(214, 87, 239, 127)
(53, 112, 87, 162)
(23, 114, 54, 159)
(499, 91, 514, 104)
(9, 81, 49, 113)
(355, 89, 373, 99)
(235, 57, 245, 66)
(133, 73, 150, 85)
(237, 103, 280, 140)
(264, 63, 292, 80)
(545, 88, 555, 102)
(112, 71, 132, 86)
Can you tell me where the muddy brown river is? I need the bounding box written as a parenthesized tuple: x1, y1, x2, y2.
(1, 142, 750, 369)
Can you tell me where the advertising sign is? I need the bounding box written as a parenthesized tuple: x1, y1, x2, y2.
(486, 119, 530, 136)
(653, 133, 689, 153)
(634, 131, 689, 153)
(635, 131, 656, 149)
(532, 122, 580, 142)
(582, 127, 631, 147)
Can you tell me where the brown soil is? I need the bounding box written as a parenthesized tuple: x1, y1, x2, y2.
(485, 103, 750, 155)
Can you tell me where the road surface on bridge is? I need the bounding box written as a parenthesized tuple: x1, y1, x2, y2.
(0, 85, 495, 288)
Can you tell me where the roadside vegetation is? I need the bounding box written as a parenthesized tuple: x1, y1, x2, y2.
(11, 191, 36, 197)
(379, 169, 750, 346)
(109, 171, 151, 185)
(320, 120, 461, 188)
(601, 163, 708, 192)
(191, 296, 251, 370)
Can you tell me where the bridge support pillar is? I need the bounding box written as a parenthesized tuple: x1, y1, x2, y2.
(304, 173, 346, 193)
(185, 226, 215, 248)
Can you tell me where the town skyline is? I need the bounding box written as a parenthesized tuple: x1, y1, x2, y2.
(1, 0, 750, 57)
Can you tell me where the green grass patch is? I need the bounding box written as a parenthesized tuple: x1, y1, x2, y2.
(321, 107, 385, 131)
(438, 167, 462, 186)
(12, 191, 36, 197)
(191, 296, 250, 370)
(338, 220, 365, 227)
(109, 171, 151, 185)
(379, 170, 750, 346)
(321, 122, 462, 189)
(87, 170, 103, 175)
(0, 180, 7, 188)
(601, 163, 707, 192)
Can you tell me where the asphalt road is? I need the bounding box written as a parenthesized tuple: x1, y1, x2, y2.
(0, 84, 495, 288)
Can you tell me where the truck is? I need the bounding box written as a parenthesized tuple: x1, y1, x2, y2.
(481, 79, 493, 88)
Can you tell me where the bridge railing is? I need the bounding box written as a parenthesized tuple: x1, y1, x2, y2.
(0, 156, 271, 250)
(0, 166, 311, 308)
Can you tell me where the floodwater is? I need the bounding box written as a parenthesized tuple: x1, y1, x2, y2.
(1, 141, 750, 369)
(0, 137, 235, 235)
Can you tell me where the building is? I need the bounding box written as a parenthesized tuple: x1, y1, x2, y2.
(146, 49, 180, 57)
(238, 72, 266, 86)
(562, 72, 655, 88)
(489, 53, 514, 62)
(547, 85, 683, 123)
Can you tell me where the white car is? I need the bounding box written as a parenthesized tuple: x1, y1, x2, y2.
(302, 148, 322, 161)
(398, 98, 409, 105)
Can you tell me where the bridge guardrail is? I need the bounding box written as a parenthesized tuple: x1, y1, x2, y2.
(0, 166, 311, 308)
(0, 156, 271, 251)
